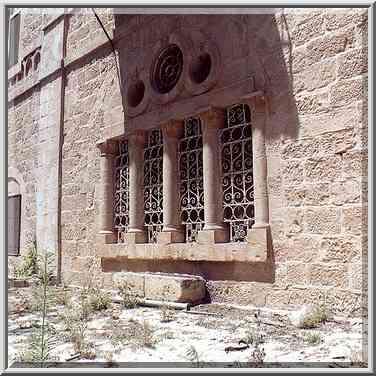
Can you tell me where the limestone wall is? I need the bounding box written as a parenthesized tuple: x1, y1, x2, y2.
(8, 8, 368, 315)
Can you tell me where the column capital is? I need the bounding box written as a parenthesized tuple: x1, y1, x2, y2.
(97, 139, 117, 156)
(127, 129, 147, 145)
(244, 95, 270, 116)
(199, 107, 225, 129)
(160, 119, 184, 138)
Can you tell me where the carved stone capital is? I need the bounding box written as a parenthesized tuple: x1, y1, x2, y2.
(160, 119, 184, 138)
(245, 95, 270, 115)
(97, 139, 117, 156)
(127, 129, 147, 145)
(200, 107, 225, 129)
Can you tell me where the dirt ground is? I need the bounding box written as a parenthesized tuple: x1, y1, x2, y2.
(8, 286, 367, 369)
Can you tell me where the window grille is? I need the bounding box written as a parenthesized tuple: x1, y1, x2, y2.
(144, 129, 163, 243)
(221, 103, 255, 241)
(114, 140, 129, 242)
(179, 117, 204, 242)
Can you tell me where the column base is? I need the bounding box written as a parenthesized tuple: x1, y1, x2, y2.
(124, 230, 147, 244)
(157, 230, 185, 245)
(197, 227, 229, 244)
(98, 231, 116, 244)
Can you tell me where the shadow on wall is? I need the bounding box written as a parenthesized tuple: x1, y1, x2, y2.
(110, 11, 299, 285)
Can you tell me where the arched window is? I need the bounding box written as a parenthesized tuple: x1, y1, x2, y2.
(179, 117, 204, 242)
(114, 140, 129, 242)
(221, 103, 254, 241)
(144, 129, 163, 243)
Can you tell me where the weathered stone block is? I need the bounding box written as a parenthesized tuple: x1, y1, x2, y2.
(292, 15, 324, 46)
(284, 185, 305, 207)
(330, 179, 360, 205)
(304, 207, 341, 234)
(296, 92, 329, 114)
(337, 48, 368, 80)
(343, 150, 368, 178)
(113, 272, 206, 303)
(342, 205, 365, 236)
(285, 208, 304, 235)
(304, 156, 342, 182)
(282, 160, 304, 185)
(294, 61, 336, 93)
(308, 263, 347, 288)
(330, 77, 365, 108)
(320, 236, 361, 263)
(305, 183, 330, 206)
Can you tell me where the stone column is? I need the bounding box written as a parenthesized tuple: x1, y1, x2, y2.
(97, 140, 117, 243)
(247, 95, 269, 228)
(125, 130, 147, 243)
(197, 108, 228, 243)
(158, 120, 184, 244)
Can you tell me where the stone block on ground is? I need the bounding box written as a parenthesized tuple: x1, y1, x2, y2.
(112, 272, 206, 304)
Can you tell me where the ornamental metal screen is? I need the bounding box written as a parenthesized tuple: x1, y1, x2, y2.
(179, 117, 204, 242)
(221, 103, 255, 242)
(179, 118, 204, 242)
(144, 129, 163, 243)
(114, 140, 129, 243)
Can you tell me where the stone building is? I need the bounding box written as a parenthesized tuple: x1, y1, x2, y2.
(7, 7, 368, 314)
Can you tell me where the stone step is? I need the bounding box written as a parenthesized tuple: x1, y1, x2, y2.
(113, 272, 206, 304)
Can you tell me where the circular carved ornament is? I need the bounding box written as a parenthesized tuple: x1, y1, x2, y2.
(152, 44, 183, 94)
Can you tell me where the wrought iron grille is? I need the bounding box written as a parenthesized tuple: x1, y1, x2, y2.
(114, 140, 129, 243)
(144, 129, 163, 243)
(179, 117, 204, 242)
(220, 103, 255, 242)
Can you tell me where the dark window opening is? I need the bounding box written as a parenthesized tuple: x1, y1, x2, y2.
(8, 194, 21, 256)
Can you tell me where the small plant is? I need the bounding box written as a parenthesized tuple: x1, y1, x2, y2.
(159, 287, 175, 323)
(55, 285, 71, 306)
(21, 249, 56, 366)
(303, 331, 322, 345)
(250, 346, 266, 365)
(118, 281, 140, 309)
(14, 241, 39, 279)
(138, 320, 155, 348)
(87, 288, 112, 311)
(302, 304, 330, 328)
(186, 345, 203, 367)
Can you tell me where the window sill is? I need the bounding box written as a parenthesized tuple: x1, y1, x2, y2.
(97, 227, 269, 263)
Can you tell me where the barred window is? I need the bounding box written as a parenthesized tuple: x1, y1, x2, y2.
(221, 103, 255, 241)
(114, 140, 129, 242)
(179, 117, 204, 242)
(144, 129, 163, 243)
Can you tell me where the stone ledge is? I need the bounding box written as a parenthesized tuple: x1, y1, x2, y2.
(98, 227, 268, 263)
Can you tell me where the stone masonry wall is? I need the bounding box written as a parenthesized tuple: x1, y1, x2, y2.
(9, 8, 368, 315)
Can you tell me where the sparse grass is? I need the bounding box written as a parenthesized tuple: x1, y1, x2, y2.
(186, 345, 203, 367)
(87, 288, 112, 311)
(14, 242, 39, 279)
(118, 282, 141, 309)
(109, 318, 158, 349)
(160, 303, 175, 323)
(302, 304, 330, 329)
(303, 331, 322, 345)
